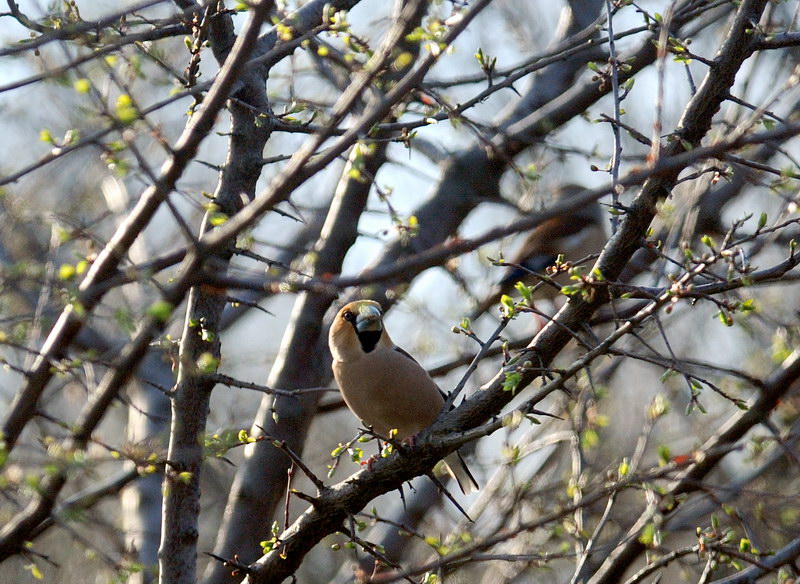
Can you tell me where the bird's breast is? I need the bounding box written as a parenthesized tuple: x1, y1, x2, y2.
(332, 350, 444, 439)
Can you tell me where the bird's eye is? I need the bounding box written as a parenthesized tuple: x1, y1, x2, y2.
(342, 310, 355, 322)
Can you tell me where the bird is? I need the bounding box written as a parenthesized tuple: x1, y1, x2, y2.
(470, 184, 607, 320)
(329, 300, 479, 495)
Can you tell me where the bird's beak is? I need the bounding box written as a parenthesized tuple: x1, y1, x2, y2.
(355, 304, 383, 333)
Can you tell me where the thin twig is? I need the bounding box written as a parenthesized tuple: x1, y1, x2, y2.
(256, 427, 327, 492)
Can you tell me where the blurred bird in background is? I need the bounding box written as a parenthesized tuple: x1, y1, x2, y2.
(470, 184, 607, 320)
(329, 300, 479, 495)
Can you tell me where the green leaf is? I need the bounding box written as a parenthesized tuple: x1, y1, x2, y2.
(560, 284, 582, 296)
(514, 280, 532, 303)
(73, 78, 91, 94)
(659, 368, 677, 383)
(582, 428, 600, 450)
(25, 563, 44, 580)
(523, 163, 540, 181)
(500, 294, 515, 317)
(209, 212, 228, 226)
(147, 301, 174, 323)
(502, 371, 522, 394)
(115, 94, 138, 125)
(502, 410, 523, 430)
(638, 523, 657, 546)
(196, 352, 219, 374)
(58, 263, 76, 280)
(114, 308, 136, 334)
(739, 298, 756, 312)
(647, 394, 670, 420)
(502, 444, 521, 464)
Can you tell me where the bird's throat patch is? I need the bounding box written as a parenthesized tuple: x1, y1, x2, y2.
(356, 330, 381, 353)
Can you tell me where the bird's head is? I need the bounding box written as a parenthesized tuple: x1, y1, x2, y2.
(329, 300, 389, 360)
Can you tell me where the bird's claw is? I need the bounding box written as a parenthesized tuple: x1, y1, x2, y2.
(361, 454, 379, 471)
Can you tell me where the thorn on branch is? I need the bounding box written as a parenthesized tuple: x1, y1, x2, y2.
(291, 489, 320, 505)
(426, 472, 473, 523)
(257, 426, 327, 492)
(526, 406, 564, 420)
(337, 523, 413, 584)
(142, 379, 176, 397)
(233, 248, 294, 272)
(225, 295, 275, 316)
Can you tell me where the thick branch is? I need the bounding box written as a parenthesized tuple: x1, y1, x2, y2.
(157, 4, 276, 582)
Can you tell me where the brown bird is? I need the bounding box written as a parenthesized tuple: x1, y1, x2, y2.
(329, 300, 479, 495)
(471, 184, 607, 320)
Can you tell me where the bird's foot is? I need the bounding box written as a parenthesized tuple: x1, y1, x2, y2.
(361, 454, 380, 471)
(398, 434, 419, 454)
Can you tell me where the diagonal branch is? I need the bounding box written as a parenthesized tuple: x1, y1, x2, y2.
(0, 0, 277, 456)
(239, 1, 775, 581)
(588, 348, 800, 584)
(0, 0, 279, 562)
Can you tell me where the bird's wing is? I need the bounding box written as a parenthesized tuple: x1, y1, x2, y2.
(394, 345, 449, 403)
(393, 345, 419, 364)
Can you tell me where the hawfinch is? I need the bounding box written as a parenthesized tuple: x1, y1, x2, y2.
(471, 184, 606, 319)
(329, 300, 479, 495)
